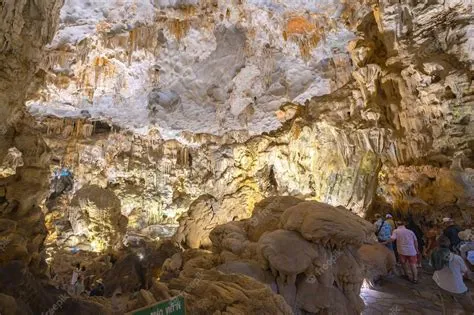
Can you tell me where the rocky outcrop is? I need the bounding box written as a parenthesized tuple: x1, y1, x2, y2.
(206, 197, 371, 314)
(0, 260, 109, 314)
(169, 268, 293, 315)
(0, 0, 64, 280)
(68, 185, 127, 252)
(375, 163, 474, 220)
(358, 243, 396, 287)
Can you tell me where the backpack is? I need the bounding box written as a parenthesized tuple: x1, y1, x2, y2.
(375, 219, 385, 237)
(431, 248, 451, 271)
(467, 250, 474, 265)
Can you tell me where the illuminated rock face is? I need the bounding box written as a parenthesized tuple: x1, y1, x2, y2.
(28, 0, 473, 227)
(39, 114, 382, 249)
(68, 185, 128, 251)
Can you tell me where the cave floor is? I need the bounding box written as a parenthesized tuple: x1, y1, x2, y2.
(361, 267, 474, 315)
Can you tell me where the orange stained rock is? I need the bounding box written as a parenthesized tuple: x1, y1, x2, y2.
(93, 56, 113, 68)
(275, 110, 286, 121)
(372, 4, 384, 32)
(291, 123, 302, 140)
(96, 20, 112, 33)
(285, 16, 316, 36)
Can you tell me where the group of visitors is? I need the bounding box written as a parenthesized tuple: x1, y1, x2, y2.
(373, 214, 474, 313)
(69, 263, 104, 297)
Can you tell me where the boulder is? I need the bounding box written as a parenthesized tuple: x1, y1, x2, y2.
(0, 293, 18, 315)
(247, 196, 303, 242)
(168, 269, 293, 315)
(103, 253, 146, 297)
(257, 230, 318, 282)
(137, 289, 157, 308)
(358, 243, 396, 286)
(280, 201, 374, 247)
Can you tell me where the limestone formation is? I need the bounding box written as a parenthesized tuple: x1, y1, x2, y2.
(358, 243, 396, 288)
(69, 185, 127, 251)
(168, 262, 293, 315)
(280, 201, 375, 247)
(207, 197, 369, 314)
(247, 196, 304, 242)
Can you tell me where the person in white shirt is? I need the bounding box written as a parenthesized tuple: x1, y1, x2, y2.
(459, 229, 474, 270)
(384, 220, 419, 283)
(433, 236, 474, 314)
(70, 263, 80, 293)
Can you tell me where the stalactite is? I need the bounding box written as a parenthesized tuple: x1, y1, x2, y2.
(167, 19, 190, 41)
(62, 125, 74, 138)
(93, 56, 116, 88)
(45, 50, 73, 69)
(82, 124, 94, 138)
(127, 28, 137, 65)
(176, 147, 189, 167)
(260, 44, 274, 87)
(75, 120, 83, 138)
(163, 162, 172, 175)
(297, 33, 321, 61)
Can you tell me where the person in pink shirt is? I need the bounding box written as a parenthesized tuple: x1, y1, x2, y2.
(384, 220, 419, 283)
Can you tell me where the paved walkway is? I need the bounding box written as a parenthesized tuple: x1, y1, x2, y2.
(361, 266, 473, 315)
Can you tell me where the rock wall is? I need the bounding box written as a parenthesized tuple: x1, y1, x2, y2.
(39, 112, 381, 252)
(29, 0, 473, 237)
(36, 0, 474, 247)
(360, 0, 474, 218)
(0, 0, 64, 276)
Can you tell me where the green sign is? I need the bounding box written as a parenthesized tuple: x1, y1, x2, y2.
(129, 296, 185, 315)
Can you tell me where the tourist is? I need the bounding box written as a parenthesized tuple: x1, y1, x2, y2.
(407, 215, 424, 267)
(74, 275, 85, 296)
(386, 214, 396, 231)
(423, 221, 439, 259)
(432, 236, 474, 314)
(70, 263, 81, 293)
(374, 213, 393, 250)
(443, 218, 462, 253)
(384, 220, 419, 283)
(90, 279, 105, 297)
(459, 229, 474, 271)
(386, 214, 399, 261)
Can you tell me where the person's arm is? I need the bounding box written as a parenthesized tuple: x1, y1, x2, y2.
(383, 231, 397, 244)
(457, 256, 473, 280)
(424, 237, 433, 256)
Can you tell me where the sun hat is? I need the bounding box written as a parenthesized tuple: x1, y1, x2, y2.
(458, 229, 473, 241)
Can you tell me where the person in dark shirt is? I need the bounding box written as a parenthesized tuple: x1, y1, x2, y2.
(90, 279, 105, 297)
(443, 217, 462, 252)
(407, 215, 424, 267)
